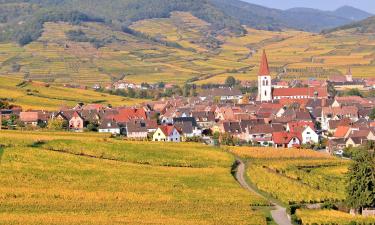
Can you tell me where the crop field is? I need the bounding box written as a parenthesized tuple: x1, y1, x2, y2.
(230, 146, 375, 224)
(231, 147, 348, 204)
(296, 209, 375, 225)
(0, 76, 144, 110)
(0, 131, 269, 225)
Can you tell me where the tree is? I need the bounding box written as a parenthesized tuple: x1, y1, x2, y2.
(370, 108, 375, 120)
(86, 122, 99, 132)
(0, 100, 9, 109)
(346, 149, 375, 214)
(47, 119, 67, 131)
(225, 76, 236, 87)
(345, 88, 363, 97)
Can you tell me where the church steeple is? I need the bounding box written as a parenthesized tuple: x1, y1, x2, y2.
(345, 67, 353, 82)
(259, 50, 270, 76)
(257, 50, 272, 102)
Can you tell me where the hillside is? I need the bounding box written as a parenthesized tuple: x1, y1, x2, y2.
(0, 77, 144, 110)
(209, 0, 372, 32)
(0, 1, 374, 87)
(0, 0, 244, 45)
(333, 6, 373, 21)
(0, 11, 374, 87)
(325, 16, 375, 34)
(0, 131, 269, 224)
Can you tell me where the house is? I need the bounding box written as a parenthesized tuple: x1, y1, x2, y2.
(272, 87, 328, 100)
(199, 88, 243, 102)
(327, 138, 347, 153)
(152, 125, 181, 142)
(333, 126, 351, 139)
(98, 119, 121, 135)
(126, 120, 148, 140)
(191, 111, 216, 129)
(300, 126, 319, 144)
(69, 111, 85, 131)
(243, 124, 284, 145)
(20, 111, 49, 126)
(273, 132, 302, 148)
(346, 137, 367, 148)
(287, 121, 319, 144)
(173, 117, 202, 138)
(321, 106, 358, 130)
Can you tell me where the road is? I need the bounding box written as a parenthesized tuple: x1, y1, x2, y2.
(234, 159, 292, 225)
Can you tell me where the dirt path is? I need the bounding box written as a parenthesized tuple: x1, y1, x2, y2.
(234, 159, 292, 225)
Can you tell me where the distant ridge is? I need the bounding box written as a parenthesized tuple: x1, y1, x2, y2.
(323, 16, 375, 34)
(209, 0, 372, 32)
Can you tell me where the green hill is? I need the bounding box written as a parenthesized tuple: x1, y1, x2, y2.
(0, 0, 244, 45)
(324, 16, 375, 34)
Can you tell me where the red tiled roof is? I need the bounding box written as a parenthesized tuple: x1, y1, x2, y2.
(258, 50, 270, 76)
(279, 98, 309, 107)
(110, 108, 147, 123)
(159, 125, 178, 136)
(272, 131, 301, 144)
(334, 126, 350, 138)
(20, 112, 39, 122)
(288, 121, 315, 132)
(273, 87, 328, 98)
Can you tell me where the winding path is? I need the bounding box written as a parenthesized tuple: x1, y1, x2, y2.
(234, 159, 292, 225)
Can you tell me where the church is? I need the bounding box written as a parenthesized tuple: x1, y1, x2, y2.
(257, 50, 328, 102)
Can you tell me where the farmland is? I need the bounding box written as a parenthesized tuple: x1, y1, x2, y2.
(230, 147, 348, 204)
(0, 76, 144, 110)
(0, 130, 269, 225)
(230, 147, 375, 224)
(1, 12, 374, 87)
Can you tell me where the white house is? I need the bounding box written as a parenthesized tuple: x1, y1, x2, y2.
(98, 120, 121, 135)
(152, 125, 181, 142)
(301, 126, 319, 144)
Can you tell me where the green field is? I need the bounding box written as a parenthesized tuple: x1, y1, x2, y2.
(0, 130, 269, 225)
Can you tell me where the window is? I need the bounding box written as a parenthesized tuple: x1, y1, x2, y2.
(264, 91, 267, 96)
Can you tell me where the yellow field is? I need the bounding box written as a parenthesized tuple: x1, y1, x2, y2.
(231, 147, 348, 204)
(0, 76, 144, 110)
(229, 147, 332, 159)
(296, 209, 375, 225)
(0, 131, 269, 225)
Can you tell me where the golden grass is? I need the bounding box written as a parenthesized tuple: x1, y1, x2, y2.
(0, 76, 144, 110)
(296, 209, 375, 225)
(229, 147, 333, 159)
(0, 131, 269, 225)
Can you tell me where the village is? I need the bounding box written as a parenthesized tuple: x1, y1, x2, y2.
(1, 50, 375, 155)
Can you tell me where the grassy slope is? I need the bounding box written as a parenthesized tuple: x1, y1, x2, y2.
(0, 130, 268, 225)
(0, 76, 144, 110)
(230, 147, 375, 224)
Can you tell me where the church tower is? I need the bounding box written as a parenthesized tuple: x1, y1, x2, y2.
(345, 67, 353, 82)
(257, 50, 272, 102)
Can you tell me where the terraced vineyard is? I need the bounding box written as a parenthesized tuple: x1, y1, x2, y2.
(1, 12, 374, 87)
(296, 209, 375, 225)
(229, 147, 375, 224)
(0, 131, 270, 225)
(0, 76, 143, 110)
(231, 147, 348, 204)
